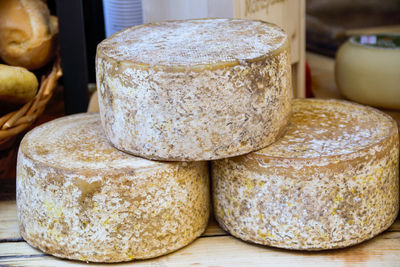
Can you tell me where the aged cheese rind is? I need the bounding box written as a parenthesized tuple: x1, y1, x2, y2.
(212, 99, 399, 250)
(16, 113, 210, 262)
(96, 18, 292, 161)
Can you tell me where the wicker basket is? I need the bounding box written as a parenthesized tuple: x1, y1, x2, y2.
(0, 56, 62, 145)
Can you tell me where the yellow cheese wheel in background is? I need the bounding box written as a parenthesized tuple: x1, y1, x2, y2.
(336, 34, 400, 110)
(17, 113, 210, 263)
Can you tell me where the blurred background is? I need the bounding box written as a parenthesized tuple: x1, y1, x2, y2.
(0, 0, 399, 190)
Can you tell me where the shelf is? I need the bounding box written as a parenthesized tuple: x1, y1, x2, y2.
(1, 200, 399, 266)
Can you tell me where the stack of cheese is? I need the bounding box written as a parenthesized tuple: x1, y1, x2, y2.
(16, 18, 399, 263)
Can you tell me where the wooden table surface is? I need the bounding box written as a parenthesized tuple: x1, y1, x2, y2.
(1, 53, 400, 266)
(1, 199, 400, 267)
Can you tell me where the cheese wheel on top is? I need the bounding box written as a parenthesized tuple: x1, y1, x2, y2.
(17, 113, 210, 262)
(96, 18, 292, 161)
(212, 99, 399, 250)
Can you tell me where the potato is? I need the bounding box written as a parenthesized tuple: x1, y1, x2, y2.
(0, 64, 38, 106)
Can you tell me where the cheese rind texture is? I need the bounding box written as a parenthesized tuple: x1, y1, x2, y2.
(212, 99, 399, 250)
(96, 18, 292, 161)
(17, 113, 210, 262)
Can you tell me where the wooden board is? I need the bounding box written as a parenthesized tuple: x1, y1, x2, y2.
(0, 200, 20, 242)
(1, 200, 399, 267)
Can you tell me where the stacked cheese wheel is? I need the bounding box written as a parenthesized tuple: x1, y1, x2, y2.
(16, 18, 399, 263)
(96, 18, 292, 161)
(17, 114, 209, 262)
(213, 99, 399, 250)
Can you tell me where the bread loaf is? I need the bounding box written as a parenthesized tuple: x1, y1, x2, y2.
(213, 99, 399, 250)
(96, 18, 292, 161)
(0, 0, 58, 70)
(17, 113, 210, 262)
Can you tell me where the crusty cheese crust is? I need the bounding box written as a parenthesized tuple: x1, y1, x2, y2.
(17, 113, 210, 262)
(96, 18, 292, 161)
(212, 99, 399, 250)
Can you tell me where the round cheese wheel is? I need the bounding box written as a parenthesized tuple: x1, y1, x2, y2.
(212, 99, 399, 250)
(17, 113, 210, 262)
(96, 18, 292, 161)
(336, 34, 400, 110)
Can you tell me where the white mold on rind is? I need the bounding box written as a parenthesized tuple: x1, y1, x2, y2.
(96, 18, 292, 161)
(16, 113, 210, 262)
(212, 99, 399, 250)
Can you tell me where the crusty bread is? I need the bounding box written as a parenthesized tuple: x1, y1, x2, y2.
(0, 0, 58, 70)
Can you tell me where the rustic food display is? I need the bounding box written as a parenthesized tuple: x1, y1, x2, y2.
(212, 99, 399, 250)
(10, 8, 400, 264)
(96, 18, 292, 161)
(16, 113, 210, 262)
